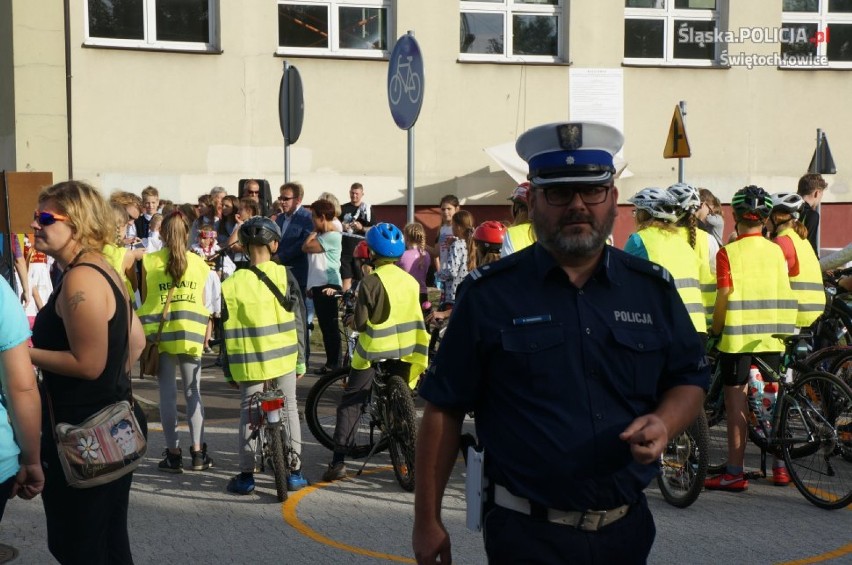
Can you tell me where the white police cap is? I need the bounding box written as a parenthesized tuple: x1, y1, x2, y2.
(516, 122, 624, 186)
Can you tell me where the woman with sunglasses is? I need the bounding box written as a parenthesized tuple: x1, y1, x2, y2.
(137, 210, 214, 474)
(29, 181, 147, 564)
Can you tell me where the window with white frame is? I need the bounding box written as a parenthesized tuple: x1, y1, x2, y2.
(85, 0, 219, 51)
(782, 0, 852, 66)
(277, 0, 390, 58)
(624, 1, 721, 65)
(459, 0, 564, 62)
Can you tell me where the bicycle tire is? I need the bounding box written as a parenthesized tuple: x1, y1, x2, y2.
(780, 371, 852, 510)
(656, 411, 709, 508)
(385, 375, 417, 492)
(304, 367, 387, 459)
(830, 352, 852, 461)
(267, 425, 289, 503)
(704, 370, 728, 474)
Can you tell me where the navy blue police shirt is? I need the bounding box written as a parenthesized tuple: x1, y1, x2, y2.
(419, 243, 709, 511)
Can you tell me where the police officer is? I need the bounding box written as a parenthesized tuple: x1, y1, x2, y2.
(413, 122, 708, 564)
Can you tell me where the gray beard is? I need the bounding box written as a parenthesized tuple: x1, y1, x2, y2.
(534, 208, 616, 260)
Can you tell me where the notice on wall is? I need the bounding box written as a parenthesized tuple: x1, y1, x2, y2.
(568, 68, 624, 145)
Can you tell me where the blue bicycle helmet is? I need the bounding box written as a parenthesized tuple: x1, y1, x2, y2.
(366, 223, 405, 258)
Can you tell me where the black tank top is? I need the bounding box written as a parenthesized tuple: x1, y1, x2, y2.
(34, 263, 131, 425)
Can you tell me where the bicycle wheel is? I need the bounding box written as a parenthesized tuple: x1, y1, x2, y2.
(267, 424, 289, 503)
(704, 373, 728, 474)
(304, 368, 387, 459)
(830, 350, 852, 389)
(780, 371, 852, 510)
(385, 375, 417, 492)
(656, 411, 709, 508)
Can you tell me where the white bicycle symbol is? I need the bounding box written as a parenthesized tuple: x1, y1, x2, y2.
(389, 55, 421, 105)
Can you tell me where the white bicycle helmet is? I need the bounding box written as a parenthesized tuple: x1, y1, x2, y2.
(628, 187, 680, 223)
(667, 183, 701, 213)
(769, 192, 805, 219)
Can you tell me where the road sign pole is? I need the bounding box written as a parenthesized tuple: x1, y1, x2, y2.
(407, 127, 415, 224)
(816, 128, 822, 254)
(678, 100, 686, 183)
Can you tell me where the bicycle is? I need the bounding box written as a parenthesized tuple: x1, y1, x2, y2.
(655, 410, 709, 508)
(704, 332, 852, 509)
(248, 385, 298, 502)
(305, 360, 417, 492)
(388, 55, 421, 105)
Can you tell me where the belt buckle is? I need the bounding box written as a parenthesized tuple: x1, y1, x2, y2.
(578, 510, 606, 532)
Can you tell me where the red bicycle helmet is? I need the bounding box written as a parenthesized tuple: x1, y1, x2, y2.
(508, 182, 530, 205)
(473, 221, 507, 245)
(354, 239, 370, 259)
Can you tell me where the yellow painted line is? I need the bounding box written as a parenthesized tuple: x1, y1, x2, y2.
(776, 543, 852, 565)
(283, 466, 416, 564)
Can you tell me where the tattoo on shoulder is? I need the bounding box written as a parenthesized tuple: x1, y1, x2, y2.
(68, 291, 86, 310)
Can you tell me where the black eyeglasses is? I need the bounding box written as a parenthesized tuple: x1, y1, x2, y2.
(246, 191, 260, 195)
(278, 196, 294, 202)
(34, 210, 69, 226)
(537, 185, 611, 206)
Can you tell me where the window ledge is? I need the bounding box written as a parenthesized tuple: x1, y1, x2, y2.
(777, 64, 852, 71)
(82, 42, 222, 55)
(621, 61, 729, 69)
(456, 58, 570, 66)
(273, 52, 389, 62)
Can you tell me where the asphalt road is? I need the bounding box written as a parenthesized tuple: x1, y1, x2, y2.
(3, 353, 851, 564)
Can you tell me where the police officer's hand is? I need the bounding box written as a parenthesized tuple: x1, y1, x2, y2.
(412, 519, 452, 565)
(619, 414, 668, 465)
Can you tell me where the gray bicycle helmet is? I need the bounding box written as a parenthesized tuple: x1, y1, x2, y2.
(667, 183, 701, 214)
(628, 187, 680, 223)
(238, 216, 282, 249)
(769, 192, 805, 219)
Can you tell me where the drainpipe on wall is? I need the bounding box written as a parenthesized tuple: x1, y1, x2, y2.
(63, 0, 72, 179)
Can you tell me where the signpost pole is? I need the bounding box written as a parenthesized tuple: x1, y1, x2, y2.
(283, 61, 291, 183)
(407, 127, 415, 224)
(678, 100, 686, 184)
(816, 128, 822, 254)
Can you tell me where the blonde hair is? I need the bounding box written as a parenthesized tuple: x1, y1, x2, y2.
(318, 192, 342, 218)
(149, 213, 163, 231)
(38, 180, 114, 253)
(452, 210, 477, 271)
(634, 210, 678, 234)
(111, 202, 129, 245)
(403, 222, 428, 270)
(769, 210, 809, 241)
(109, 190, 143, 216)
(160, 211, 191, 282)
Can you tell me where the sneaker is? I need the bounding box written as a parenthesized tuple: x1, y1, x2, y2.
(321, 462, 347, 482)
(772, 466, 791, 486)
(158, 449, 183, 474)
(226, 474, 255, 495)
(704, 472, 748, 491)
(189, 443, 213, 471)
(203, 346, 214, 354)
(288, 470, 309, 491)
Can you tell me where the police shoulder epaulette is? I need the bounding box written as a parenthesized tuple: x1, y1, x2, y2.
(468, 252, 523, 283)
(621, 254, 675, 287)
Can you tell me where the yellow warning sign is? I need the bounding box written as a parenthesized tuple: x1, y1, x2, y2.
(664, 105, 691, 159)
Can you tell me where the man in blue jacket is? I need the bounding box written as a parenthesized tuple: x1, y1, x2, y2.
(275, 182, 314, 294)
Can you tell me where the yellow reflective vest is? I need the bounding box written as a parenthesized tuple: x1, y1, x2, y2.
(352, 264, 429, 387)
(676, 227, 716, 324)
(221, 262, 298, 381)
(636, 227, 706, 333)
(102, 243, 135, 299)
(718, 236, 797, 353)
(503, 223, 535, 255)
(137, 249, 210, 357)
(776, 228, 826, 328)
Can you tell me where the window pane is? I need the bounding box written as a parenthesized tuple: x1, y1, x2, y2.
(278, 5, 329, 48)
(673, 20, 715, 58)
(460, 13, 504, 54)
(156, 0, 209, 43)
(781, 23, 818, 56)
(675, 0, 715, 8)
(461, 0, 502, 2)
(517, 0, 559, 5)
(827, 24, 852, 60)
(829, 0, 852, 12)
(88, 0, 144, 40)
(626, 0, 665, 8)
(339, 7, 387, 50)
(513, 15, 557, 56)
(782, 0, 819, 12)
(624, 19, 664, 58)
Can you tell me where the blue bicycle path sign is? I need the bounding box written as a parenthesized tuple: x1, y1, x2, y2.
(387, 33, 424, 131)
